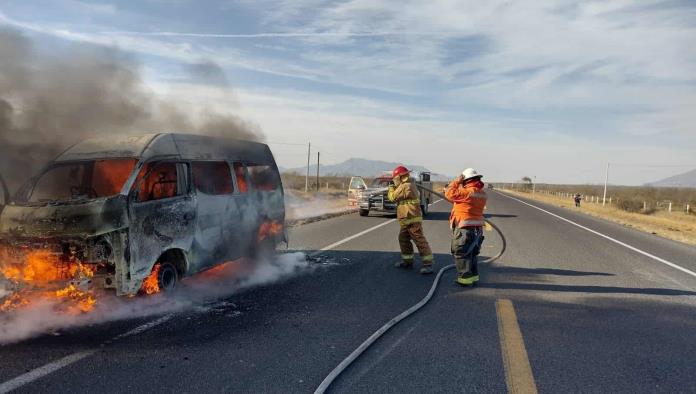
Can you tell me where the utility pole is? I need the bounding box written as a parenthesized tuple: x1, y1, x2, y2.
(316, 151, 320, 192)
(533, 176, 536, 194)
(602, 162, 609, 206)
(305, 142, 311, 193)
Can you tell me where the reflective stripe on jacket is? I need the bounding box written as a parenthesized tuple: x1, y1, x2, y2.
(388, 181, 423, 225)
(444, 180, 487, 228)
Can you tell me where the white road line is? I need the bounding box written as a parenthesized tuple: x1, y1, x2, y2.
(312, 198, 444, 255)
(499, 192, 696, 280)
(0, 315, 174, 393)
(314, 219, 397, 254)
(108, 315, 173, 343)
(0, 351, 96, 394)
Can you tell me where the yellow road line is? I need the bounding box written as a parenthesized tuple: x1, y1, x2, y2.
(496, 299, 538, 394)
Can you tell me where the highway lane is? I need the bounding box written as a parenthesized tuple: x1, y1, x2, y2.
(327, 192, 696, 393)
(1, 191, 696, 393)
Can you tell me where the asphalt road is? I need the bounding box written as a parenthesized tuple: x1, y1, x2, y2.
(2, 190, 696, 393)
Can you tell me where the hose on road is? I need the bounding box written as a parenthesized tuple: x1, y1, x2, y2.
(314, 189, 507, 394)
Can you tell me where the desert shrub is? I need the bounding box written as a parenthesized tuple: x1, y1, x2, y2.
(617, 199, 644, 213)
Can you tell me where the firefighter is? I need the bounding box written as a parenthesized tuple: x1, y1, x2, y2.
(387, 166, 434, 274)
(445, 168, 488, 286)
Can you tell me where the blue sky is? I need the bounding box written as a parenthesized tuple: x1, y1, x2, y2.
(1, 0, 695, 184)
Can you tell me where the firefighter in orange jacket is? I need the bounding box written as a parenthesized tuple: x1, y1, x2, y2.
(388, 166, 435, 274)
(445, 168, 488, 285)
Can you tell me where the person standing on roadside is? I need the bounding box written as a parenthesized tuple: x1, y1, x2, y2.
(445, 168, 487, 286)
(388, 166, 435, 274)
(574, 193, 582, 208)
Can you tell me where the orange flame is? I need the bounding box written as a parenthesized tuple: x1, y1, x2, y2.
(1, 251, 94, 284)
(1, 292, 30, 312)
(92, 159, 137, 197)
(54, 284, 97, 314)
(0, 250, 97, 314)
(257, 220, 284, 242)
(141, 264, 161, 295)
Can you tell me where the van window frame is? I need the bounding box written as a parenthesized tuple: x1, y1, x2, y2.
(190, 160, 235, 196)
(231, 161, 250, 195)
(14, 158, 140, 205)
(244, 161, 282, 192)
(130, 160, 192, 204)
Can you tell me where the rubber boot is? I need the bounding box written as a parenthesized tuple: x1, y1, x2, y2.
(419, 266, 434, 275)
(395, 260, 414, 269)
(456, 273, 476, 286)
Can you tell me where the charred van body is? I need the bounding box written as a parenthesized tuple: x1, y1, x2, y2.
(0, 133, 285, 296)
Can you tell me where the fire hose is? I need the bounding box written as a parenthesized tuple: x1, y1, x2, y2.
(314, 185, 506, 393)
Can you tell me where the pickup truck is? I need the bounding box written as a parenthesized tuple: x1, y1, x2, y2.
(348, 172, 433, 217)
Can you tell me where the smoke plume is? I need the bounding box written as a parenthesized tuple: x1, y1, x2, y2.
(0, 29, 262, 192)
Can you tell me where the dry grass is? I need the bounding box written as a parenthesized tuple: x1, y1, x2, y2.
(281, 174, 352, 192)
(495, 183, 696, 214)
(502, 189, 696, 246)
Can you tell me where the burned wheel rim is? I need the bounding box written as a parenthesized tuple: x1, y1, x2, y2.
(157, 262, 178, 292)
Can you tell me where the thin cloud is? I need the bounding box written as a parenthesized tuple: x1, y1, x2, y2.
(97, 30, 451, 38)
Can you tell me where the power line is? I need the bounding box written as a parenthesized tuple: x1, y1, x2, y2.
(266, 141, 308, 146)
(608, 163, 696, 168)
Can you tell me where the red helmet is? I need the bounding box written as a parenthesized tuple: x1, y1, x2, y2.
(392, 165, 410, 178)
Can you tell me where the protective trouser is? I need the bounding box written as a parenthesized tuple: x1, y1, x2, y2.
(398, 222, 434, 266)
(451, 226, 484, 276)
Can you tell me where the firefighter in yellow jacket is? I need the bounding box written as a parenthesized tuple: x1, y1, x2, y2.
(387, 166, 434, 274)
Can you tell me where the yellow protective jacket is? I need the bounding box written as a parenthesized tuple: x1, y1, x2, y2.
(388, 180, 423, 226)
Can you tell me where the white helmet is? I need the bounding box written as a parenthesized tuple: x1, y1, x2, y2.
(462, 168, 482, 181)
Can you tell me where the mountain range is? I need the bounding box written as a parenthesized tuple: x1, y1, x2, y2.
(282, 158, 451, 181)
(648, 168, 696, 188)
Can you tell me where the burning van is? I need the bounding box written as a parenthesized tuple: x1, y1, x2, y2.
(0, 133, 285, 298)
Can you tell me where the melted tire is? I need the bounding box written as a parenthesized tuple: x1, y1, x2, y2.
(157, 262, 178, 292)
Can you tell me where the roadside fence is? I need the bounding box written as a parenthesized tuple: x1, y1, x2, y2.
(502, 187, 694, 216)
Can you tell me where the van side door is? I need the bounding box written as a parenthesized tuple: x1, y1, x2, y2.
(128, 161, 196, 286)
(190, 161, 240, 269)
(231, 162, 258, 254)
(247, 162, 284, 233)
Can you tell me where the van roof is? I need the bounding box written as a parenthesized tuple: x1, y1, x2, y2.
(56, 133, 272, 163)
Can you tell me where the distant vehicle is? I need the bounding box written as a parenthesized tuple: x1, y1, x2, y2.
(349, 172, 433, 217)
(487, 184, 494, 189)
(0, 133, 285, 296)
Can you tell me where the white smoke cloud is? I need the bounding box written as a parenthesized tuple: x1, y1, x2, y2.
(285, 191, 355, 222)
(0, 252, 309, 345)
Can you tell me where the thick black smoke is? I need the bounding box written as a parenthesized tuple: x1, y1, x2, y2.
(0, 29, 262, 192)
